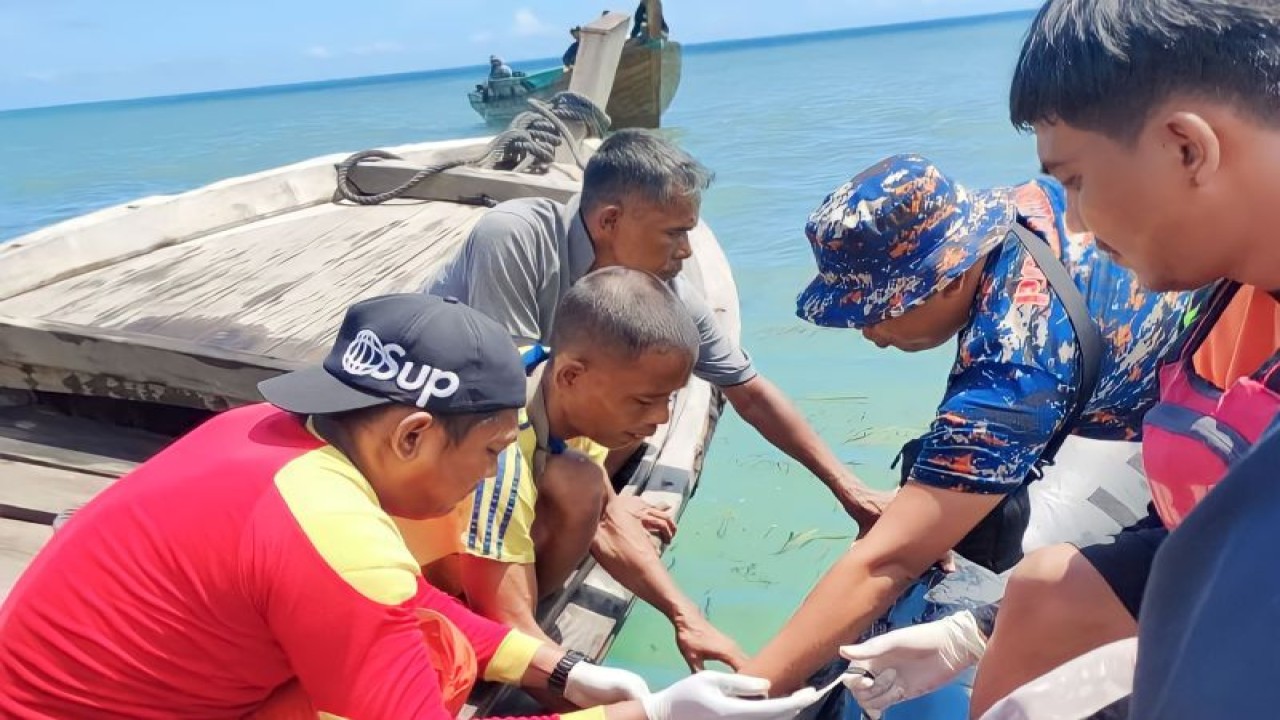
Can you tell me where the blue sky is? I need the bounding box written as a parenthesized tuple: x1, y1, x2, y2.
(0, 0, 1040, 111)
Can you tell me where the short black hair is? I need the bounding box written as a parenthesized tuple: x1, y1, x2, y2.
(328, 405, 501, 445)
(434, 411, 503, 445)
(550, 267, 699, 363)
(1010, 0, 1280, 141)
(581, 129, 713, 213)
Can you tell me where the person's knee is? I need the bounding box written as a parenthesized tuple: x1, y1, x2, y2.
(538, 451, 609, 524)
(1002, 544, 1093, 623)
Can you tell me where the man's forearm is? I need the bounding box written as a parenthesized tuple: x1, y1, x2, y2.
(745, 484, 1003, 694)
(724, 376, 880, 514)
(521, 643, 565, 690)
(742, 546, 920, 694)
(485, 599, 559, 647)
(459, 556, 559, 646)
(591, 509, 701, 624)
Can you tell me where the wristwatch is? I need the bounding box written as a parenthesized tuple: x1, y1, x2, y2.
(548, 649, 588, 696)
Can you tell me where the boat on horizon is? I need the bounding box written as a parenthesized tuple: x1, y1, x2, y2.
(468, 1, 682, 129)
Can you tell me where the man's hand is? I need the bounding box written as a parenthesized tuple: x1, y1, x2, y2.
(831, 481, 896, 536)
(673, 610, 749, 671)
(608, 495, 676, 544)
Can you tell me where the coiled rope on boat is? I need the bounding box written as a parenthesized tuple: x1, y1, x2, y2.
(335, 91, 610, 206)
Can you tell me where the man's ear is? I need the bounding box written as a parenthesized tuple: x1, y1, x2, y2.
(1162, 111, 1220, 188)
(939, 263, 979, 298)
(587, 203, 623, 242)
(392, 411, 437, 460)
(552, 356, 587, 390)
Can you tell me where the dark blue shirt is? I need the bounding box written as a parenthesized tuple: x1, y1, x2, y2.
(1132, 428, 1280, 718)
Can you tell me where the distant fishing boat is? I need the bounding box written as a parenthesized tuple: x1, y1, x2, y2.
(467, 0, 682, 129)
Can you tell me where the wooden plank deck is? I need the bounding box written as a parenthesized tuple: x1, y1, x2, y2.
(0, 201, 485, 362)
(0, 403, 167, 600)
(0, 519, 51, 600)
(0, 404, 169, 476)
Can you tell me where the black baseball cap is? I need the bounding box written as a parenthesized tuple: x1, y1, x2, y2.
(259, 294, 525, 415)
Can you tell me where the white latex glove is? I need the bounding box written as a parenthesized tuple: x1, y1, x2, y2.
(642, 671, 822, 720)
(564, 662, 652, 707)
(839, 609, 987, 713)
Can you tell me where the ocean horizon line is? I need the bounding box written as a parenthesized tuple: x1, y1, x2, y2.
(0, 8, 1034, 117)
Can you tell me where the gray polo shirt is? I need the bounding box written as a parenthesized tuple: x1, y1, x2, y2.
(427, 195, 756, 387)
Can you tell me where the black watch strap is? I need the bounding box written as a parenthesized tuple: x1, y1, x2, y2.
(549, 649, 588, 695)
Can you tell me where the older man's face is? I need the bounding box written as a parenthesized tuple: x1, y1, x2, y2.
(598, 194, 698, 280)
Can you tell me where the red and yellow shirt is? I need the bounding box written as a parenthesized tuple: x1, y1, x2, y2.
(0, 404, 596, 720)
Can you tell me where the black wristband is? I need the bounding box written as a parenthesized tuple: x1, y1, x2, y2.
(549, 649, 588, 695)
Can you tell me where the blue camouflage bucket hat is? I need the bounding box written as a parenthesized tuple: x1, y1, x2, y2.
(796, 154, 1016, 328)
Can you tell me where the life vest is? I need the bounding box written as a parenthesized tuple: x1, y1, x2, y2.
(1143, 282, 1280, 529)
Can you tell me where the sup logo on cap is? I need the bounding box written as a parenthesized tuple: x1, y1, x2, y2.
(257, 293, 526, 416)
(340, 329, 461, 407)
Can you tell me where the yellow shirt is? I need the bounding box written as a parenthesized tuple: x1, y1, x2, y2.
(398, 348, 607, 568)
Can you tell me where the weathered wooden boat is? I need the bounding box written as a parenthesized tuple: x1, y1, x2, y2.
(468, 67, 568, 125)
(468, 1, 681, 129)
(0, 20, 737, 719)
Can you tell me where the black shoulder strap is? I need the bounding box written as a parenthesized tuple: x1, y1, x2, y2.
(1256, 350, 1280, 394)
(1010, 225, 1103, 465)
(1172, 280, 1242, 364)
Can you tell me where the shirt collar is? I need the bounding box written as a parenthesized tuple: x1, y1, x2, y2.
(565, 194, 596, 283)
(521, 345, 568, 456)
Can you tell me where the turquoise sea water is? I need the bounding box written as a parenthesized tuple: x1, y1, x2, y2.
(2, 11, 1038, 690)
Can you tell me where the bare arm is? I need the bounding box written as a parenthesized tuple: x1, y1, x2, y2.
(592, 494, 748, 671)
(723, 375, 893, 530)
(742, 482, 1003, 693)
(459, 554, 558, 646)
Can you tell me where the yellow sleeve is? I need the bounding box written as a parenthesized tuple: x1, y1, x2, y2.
(562, 708, 609, 720)
(461, 443, 538, 564)
(568, 436, 610, 468)
(274, 448, 421, 605)
(482, 629, 544, 683)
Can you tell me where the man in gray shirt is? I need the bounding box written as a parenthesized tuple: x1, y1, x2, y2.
(431, 129, 886, 526)
(428, 129, 889, 667)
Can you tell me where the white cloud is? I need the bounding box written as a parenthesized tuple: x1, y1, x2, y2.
(469, 30, 495, 44)
(23, 70, 61, 82)
(305, 41, 402, 59)
(512, 8, 553, 37)
(351, 40, 404, 56)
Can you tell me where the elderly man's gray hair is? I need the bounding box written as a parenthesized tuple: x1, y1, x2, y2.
(580, 129, 714, 213)
(550, 266, 700, 362)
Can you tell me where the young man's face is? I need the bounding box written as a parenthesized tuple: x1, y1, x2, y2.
(1034, 113, 1233, 292)
(589, 194, 698, 281)
(555, 347, 693, 448)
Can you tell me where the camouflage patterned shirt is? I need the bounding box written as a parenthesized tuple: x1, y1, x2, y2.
(910, 178, 1203, 494)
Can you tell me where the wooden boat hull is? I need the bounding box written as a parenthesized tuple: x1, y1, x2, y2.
(605, 38, 682, 129)
(468, 38, 681, 129)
